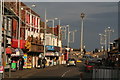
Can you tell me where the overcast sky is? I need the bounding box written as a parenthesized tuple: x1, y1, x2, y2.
(23, 2, 118, 51)
(21, 0, 119, 2)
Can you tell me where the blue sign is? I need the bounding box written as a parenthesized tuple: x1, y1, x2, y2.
(46, 45, 54, 51)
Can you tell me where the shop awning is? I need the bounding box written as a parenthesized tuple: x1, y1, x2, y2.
(6, 47, 15, 54)
(11, 48, 24, 56)
(45, 52, 59, 57)
(45, 52, 54, 56)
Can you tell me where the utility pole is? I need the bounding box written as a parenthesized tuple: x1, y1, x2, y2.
(18, 1, 21, 48)
(52, 20, 54, 46)
(105, 27, 114, 52)
(43, 9, 47, 58)
(58, 20, 60, 47)
(99, 33, 106, 52)
(67, 25, 70, 48)
(2, 0, 6, 78)
(0, 0, 3, 79)
(69, 30, 77, 43)
(54, 18, 60, 47)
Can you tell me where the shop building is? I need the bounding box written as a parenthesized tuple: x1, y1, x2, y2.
(2, 1, 63, 70)
(45, 45, 60, 66)
(109, 38, 120, 57)
(2, 2, 43, 70)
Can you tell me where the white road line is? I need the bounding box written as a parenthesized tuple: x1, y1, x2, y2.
(61, 68, 78, 78)
(61, 69, 71, 78)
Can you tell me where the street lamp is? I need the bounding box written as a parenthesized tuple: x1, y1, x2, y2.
(43, 9, 47, 58)
(60, 25, 70, 60)
(60, 25, 70, 47)
(66, 25, 70, 48)
(99, 33, 106, 51)
(46, 19, 55, 46)
(80, 13, 85, 53)
(54, 18, 60, 47)
(69, 30, 77, 43)
(46, 18, 61, 47)
(104, 27, 114, 51)
(60, 26, 67, 40)
(68, 30, 77, 58)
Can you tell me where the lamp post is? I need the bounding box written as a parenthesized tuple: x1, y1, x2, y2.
(104, 27, 114, 52)
(43, 9, 47, 58)
(60, 26, 67, 40)
(46, 18, 60, 47)
(54, 18, 60, 47)
(66, 25, 70, 48)
(69, 30, 77, 43)
(68, 30, 77, 58)
(60, 25, 70, 60)
(60, 25, 70, 47)
(66, 25, 70, 60)
(80, 13, 85, 53)
(46, 19, 55, 46)
(99, 33, 106, 52)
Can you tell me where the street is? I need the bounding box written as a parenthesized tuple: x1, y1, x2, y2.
(0, 1, 119, 80)
(3, 62, 92, 80)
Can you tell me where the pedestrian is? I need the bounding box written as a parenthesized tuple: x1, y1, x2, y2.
(19, 57, 24, 70)
(38, 58, 42, 68)
(42, 58, 47, 68)
(49, 60, 52, 66)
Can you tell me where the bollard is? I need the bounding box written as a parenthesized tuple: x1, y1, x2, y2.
(80, 72, 83, 80)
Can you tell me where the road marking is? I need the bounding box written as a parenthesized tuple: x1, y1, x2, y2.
(61, 69, 71, 78)
(61, 68, 77, 78)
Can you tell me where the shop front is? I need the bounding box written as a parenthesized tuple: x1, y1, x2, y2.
(45, 45, 60, 66)
(61, 48, 71, 64)
(10, 39, 26, 70)
(5, 47, 15, 70)
(45, 52, 59, 66)
(26, 43, 44, 69)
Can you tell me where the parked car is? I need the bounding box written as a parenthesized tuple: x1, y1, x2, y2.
(67, 58, 76, 67)
(84, 61, 96, 72)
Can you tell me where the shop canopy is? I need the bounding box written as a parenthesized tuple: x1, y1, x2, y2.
(11, 48, 24, 56)
(45, 52, 59, 57)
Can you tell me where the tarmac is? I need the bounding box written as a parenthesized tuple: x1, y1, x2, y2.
(4, 64, 62, 78)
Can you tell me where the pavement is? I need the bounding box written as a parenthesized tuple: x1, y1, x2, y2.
(4, 64, 63, 78)
(1, 62, 94, 80)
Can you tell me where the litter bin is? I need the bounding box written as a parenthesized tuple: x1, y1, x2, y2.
(11, 61, 17, 71)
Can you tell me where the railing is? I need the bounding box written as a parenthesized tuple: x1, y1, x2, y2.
(92, 66, 120, 80)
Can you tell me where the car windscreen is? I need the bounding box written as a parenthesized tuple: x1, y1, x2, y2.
(68, 59, 75, 61)
(88, 62, 95, 65)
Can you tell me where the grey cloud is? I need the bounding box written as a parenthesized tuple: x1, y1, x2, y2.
(21, 0, 119, 2)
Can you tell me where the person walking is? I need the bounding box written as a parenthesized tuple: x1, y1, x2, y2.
(42, 58, 47, 68)
(19, 57, 24, 70)
(38, 58, 42, 68)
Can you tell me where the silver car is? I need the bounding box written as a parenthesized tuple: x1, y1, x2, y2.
(67, 58, 76, 67)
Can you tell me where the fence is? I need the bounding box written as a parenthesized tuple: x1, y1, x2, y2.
(92, 66, 120, 80)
